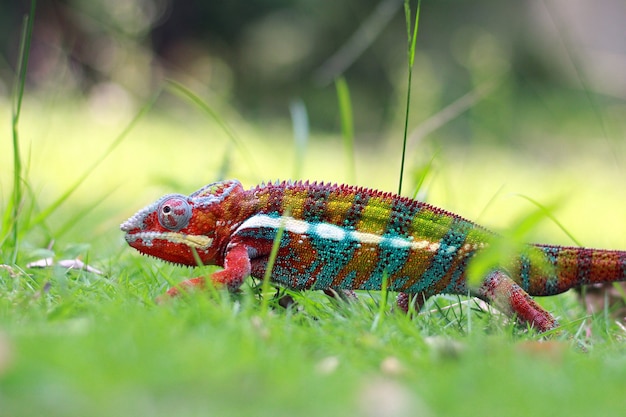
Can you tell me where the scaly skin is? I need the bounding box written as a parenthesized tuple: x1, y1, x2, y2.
(120, 180, 626, 332)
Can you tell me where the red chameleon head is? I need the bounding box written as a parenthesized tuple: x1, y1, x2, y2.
(120, 180, 244, 266)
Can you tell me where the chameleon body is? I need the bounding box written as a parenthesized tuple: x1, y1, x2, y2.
(121, 180, 626, 332)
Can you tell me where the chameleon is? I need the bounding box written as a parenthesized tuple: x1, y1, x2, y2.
(120, 179, 626, 332)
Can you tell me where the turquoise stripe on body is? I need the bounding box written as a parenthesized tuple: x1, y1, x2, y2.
(405, 222, 469, 294)
(360, 236, 411, 290)
(337, 270, 357, 290)
(303, 221, 358, 289)
(540, 246, 559, 294)
(519, 254, 532, 292)
(442, 253, 471, 294)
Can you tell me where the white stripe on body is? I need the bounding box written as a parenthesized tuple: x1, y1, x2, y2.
(234, 214, 446, 253)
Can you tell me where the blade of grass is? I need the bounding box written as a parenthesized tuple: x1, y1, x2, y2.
(313, 0, 402, 86)
(474, 184, 506, 224)
(52, 185, 118, 238)
(335, 77, 356, 184)
(398, 0, 421, 195)
(371, 271, 389, 332)
(215, 144, 233, 181)
(165, 79, 259, 178)
(407, 80, 497, 151)
(289, 99, 309, 179)
(466, 200, 561, 288)
(190, 247, 220, 300)
(411, 152, 438, 200)
(542, 0, 619, 169)
(28, 90, 162, 229)
(259, 211, 289, 315)
(4, 0, 36, 263)
(513, 193, 581, 246)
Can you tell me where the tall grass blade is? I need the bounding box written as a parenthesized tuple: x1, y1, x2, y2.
(28, 90, 162, 229)
(513, 194, 581, 246)
(407, 81, 497, 150)
(165, 79, 259, 178)
(216, 145, 233, 181)
(4, 0, 36, 262)
(466, 201, 560, 287)
(260, 211, 289, 315)
(371, 271, 390, 332)
(313, 0, 402, 86)
(542, 0, 618, 168)
(411, 152, 437, 199)
(335, 77, 356, 183)
(289, 99, 309, 179)
(398, 0, 421, 195)
(52, 186, 118, 238)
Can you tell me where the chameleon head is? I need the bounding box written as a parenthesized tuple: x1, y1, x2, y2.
(120, 180, 243, 266)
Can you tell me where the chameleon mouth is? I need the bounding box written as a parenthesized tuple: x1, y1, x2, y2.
(125, 231, 213, 250)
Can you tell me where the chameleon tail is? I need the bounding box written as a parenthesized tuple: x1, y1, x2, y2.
(476, 244, 626, 332)
(516, 244, 626, 296)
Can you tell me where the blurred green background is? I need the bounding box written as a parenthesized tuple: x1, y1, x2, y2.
(1, 0, 624, 138)
(0, 0, 625, 247)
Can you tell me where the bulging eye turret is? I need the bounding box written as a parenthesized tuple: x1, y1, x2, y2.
(157, 195, 192, 231)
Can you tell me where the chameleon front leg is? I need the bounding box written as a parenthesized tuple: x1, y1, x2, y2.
(164, 244, 252, 297)
(478, 270, 558, 332)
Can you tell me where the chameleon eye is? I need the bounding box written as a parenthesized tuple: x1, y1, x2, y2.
(157, 195, 192, 231)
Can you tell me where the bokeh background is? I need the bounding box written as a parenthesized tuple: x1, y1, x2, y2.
(1, 0, 624, 138)
(0, 0, 625, 248)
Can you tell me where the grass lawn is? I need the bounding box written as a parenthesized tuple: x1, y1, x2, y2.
(1, 97, 626, 416)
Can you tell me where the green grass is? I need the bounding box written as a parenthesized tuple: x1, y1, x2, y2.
(2, 252, 626, 416)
